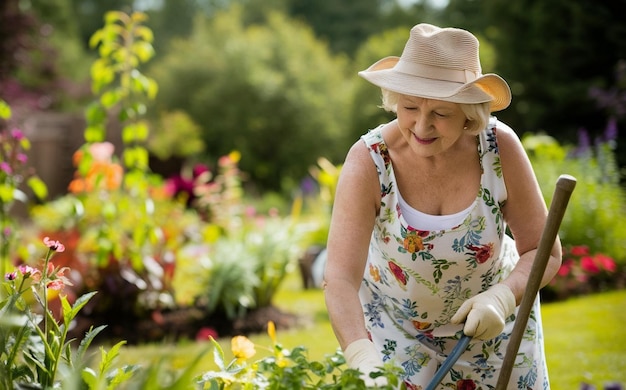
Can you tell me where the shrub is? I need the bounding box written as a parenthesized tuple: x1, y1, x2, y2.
(543, 245, 621, 302)
(523, 129, 626, 265)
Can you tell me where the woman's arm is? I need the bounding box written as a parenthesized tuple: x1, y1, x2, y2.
(496, 122, 563, 304)
(323, 139, 381, 350)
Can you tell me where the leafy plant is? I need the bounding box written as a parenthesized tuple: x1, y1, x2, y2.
(0, 100, 48, 277)
(0, 237, 106, 388)
(523, 128, 626, 264)
(197, 321, 406, 389)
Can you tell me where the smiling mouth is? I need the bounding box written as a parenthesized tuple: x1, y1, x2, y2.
(414, 135, 437, 145)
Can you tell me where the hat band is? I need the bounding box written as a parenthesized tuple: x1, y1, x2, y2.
(394, 60, 481, 84)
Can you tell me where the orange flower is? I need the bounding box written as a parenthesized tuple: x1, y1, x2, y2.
(369, 264, 381, 282)
(403, 231, 424, 253)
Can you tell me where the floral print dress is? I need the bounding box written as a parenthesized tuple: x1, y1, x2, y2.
(359, 117, 550, 389)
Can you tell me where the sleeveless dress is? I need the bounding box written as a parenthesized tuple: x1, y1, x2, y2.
(358, 117, 550, 389)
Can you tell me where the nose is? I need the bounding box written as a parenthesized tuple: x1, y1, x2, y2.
(413, 113, 434, 135)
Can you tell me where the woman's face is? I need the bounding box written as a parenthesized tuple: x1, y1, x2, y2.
(396, 95, 468, 157)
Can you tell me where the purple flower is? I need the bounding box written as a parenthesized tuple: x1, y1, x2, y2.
(603, 116, 618, 143)
(5, 271, 17, 281)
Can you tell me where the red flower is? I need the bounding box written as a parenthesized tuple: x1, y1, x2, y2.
(388, 261, 408, 286)
(467, 243, 494, 264)
(196, 327, 219, 342)
(569, 245, 590, 256)
(404, 381, 420, 390)
(457, 379, 477, 390)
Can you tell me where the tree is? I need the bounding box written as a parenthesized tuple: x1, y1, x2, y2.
(287, 0, 384, 55)
(478, 0, 626, 140)
(149, 7, 353, 191)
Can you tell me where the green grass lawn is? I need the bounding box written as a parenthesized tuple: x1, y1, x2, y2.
(542, 289, 626, 389)
(116, 272, 626, 388)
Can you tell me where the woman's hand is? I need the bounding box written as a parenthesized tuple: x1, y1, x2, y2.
(450, 284, 516, 340)
(343, 339, 389, 387)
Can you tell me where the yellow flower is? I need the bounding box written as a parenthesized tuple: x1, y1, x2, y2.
(267, 321, 277, 344)
(231, 335, 256, 361)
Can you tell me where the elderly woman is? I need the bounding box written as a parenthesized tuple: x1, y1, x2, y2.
(323, 23, 560, 389)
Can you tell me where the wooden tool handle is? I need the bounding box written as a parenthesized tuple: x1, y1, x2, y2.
(495, 174, 577, 390)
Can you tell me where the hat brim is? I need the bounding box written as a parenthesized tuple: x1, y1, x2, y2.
(358, 57, 511, 112)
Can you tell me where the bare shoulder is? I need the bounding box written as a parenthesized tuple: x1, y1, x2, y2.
(494, 121, 523, 153)
(335, 137, 381, 210)
(341, 139, 378, 186)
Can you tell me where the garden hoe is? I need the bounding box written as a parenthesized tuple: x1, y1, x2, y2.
(425, 174, 577, 390)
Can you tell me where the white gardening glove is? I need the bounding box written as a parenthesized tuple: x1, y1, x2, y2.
(343, 339, 389, 387)
(450, 284, 516, 340)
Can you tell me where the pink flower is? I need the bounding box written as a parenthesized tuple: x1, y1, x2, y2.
(580, 256, 600, 274)
(5, 271, 17, 281)
(43, 237, 65, 252)
(10, 128, 24, 140)
(1, 162, 12, 174)
(89, 142, 115, 162)
(557, 260, 573, 277)
(18, 265, 39, 278)
(569, 245, 589, 257)
(46, 279, 65, 291)
(595, 254, 616, 272)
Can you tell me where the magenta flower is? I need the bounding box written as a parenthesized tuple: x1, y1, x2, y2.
(43, 237, 65, 252)
(5, 271, 17, 281)
(10, 128, 24, 141)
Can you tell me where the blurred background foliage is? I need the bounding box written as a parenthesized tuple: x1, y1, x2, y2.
(1, 2, 625, 386)
(1, 0, 625, 325)
(2, 0, 625, 193)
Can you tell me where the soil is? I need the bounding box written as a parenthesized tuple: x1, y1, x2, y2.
(67, 303, 306, 345)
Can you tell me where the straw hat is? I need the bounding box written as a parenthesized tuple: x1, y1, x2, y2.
(359, 23, 511, 112)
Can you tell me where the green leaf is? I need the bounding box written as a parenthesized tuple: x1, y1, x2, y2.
(88, 30, 103, 49)
(84, 125, 106, 143)
(133, 120, 149, 141)
(0, 99, 11, 119)
(62, 291, 97, 327)
(210, 337, 227, 370)
(76, 325, 107, 364)
(100, 89, 121, 109)
(104, 11, 126, 25)
(132, 41, 155, 63)
(0, 184, 13, 203)
(134, 25, 154, 43)
(122, 123, 136, 143)
(81, 367, 98, 388)
(27, 176, 48, 200)
(85, 101, 106, 125)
